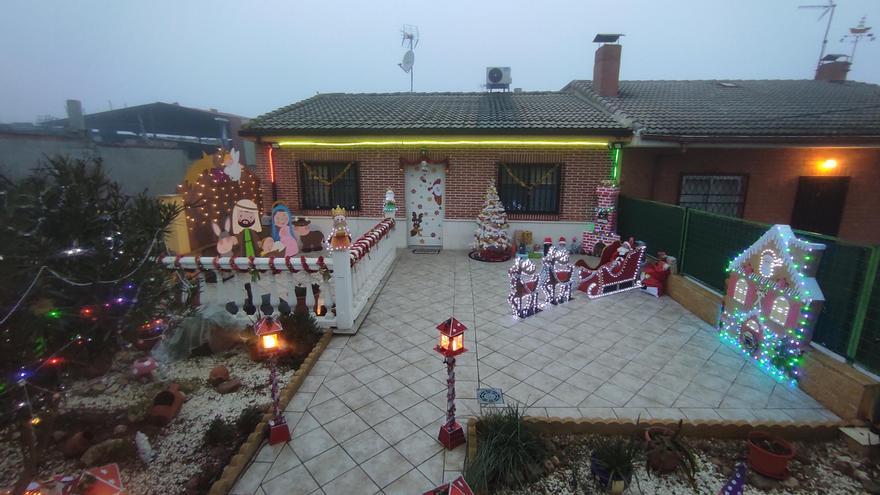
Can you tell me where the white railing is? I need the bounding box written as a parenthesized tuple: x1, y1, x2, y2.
(162, 218, 397, 333)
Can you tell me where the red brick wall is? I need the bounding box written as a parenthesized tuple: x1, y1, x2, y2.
(620, 147, 880, 245)
(255, 145, 612, 222)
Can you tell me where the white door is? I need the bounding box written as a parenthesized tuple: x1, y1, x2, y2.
(405, 163, 445, 247)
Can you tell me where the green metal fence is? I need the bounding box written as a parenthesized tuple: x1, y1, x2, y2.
(619, 195, 880, 374)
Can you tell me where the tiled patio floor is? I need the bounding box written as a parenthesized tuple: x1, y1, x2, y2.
(234, 250, 836, 495)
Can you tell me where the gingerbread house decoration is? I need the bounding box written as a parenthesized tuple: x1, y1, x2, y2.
(719, 225, 825, 383)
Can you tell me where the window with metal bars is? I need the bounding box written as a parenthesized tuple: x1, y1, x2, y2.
(678, 174, 747, 218)
(497, 163, 562, 214)
(300, 162, 359, 210)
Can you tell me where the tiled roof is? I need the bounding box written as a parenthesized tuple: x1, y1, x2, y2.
(565, 80, 880, 139)
(241, 92, 628, 135)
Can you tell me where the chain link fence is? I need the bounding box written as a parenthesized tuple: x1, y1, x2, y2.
(619, 195, 880, 374)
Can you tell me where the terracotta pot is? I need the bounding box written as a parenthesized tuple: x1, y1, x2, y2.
(148, 383, 185, 425)
(747, 431, 794, 480)
(644, 426, 679, 473)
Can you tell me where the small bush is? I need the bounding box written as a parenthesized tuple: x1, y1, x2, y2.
(236, 405, 265, 435)
(465, 405, 548, 491)
(204, 416, 236, 446)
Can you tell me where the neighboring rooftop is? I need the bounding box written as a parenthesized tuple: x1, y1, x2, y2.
(565, 79, 880, 141)
(240, 91, 630, 136)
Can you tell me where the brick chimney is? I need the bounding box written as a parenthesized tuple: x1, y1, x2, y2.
(815, 60, 851, 82)
(592, 34, 623, 97)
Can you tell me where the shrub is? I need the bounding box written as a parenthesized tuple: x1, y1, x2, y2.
(236, 405, 265, 435)
(204, 416, 236, 446)
(465, 405, 548, 491)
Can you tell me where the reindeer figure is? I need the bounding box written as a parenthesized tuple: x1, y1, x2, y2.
(540, 246, 573, 306)
(508, 258, 540, 318)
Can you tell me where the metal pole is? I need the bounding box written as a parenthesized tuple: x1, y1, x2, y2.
(846, 246, 880, 361)
(816, 3, 836, 73)
(270, 356, 281, 422)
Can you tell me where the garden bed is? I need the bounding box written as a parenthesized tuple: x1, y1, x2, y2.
(0, 332, 323, 495)
(466, 408, 879, 495)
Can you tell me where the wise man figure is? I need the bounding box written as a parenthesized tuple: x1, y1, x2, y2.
(232, 199, 274, 257)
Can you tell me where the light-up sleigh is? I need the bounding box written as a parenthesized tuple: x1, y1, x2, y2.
(575, 241, 646, 299)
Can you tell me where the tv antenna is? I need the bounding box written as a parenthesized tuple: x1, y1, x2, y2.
(840, 16, 875, 65)
(398, 24, 419, 92)
(798, 0, 837, 74)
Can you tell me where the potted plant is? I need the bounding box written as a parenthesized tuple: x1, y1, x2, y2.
(590, 435, 638, 494)
(644, 420, 698, 485)
(747, 430, 795, 479)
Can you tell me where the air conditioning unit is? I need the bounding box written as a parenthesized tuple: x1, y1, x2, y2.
(486, 67, 511, 90)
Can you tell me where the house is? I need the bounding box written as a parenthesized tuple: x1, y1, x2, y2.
(0, 101, 253, 195)
(719, 225, 826, 383)
(239, 92, 631, 249)
(564, 39, 880, 244)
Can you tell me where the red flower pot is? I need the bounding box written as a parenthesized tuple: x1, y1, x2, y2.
(747, 431, 794, 480)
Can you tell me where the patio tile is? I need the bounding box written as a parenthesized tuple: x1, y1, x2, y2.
(376, 355, 410, 374)
(292, 427, 337, 462)
(232, 461, 270, 494)
(645, 407, 687, 420)
(321, 467, 379, 495)
(351, 364, 389, 384)
(325, 373, 363, 396)
(593, 383, 636, 407)
(579, 407, 616, 418)
(579, 394, 618, 408)
(390, 364, 429, 385)
(292, 412, 321, 436)
(361, 447, 414, 488)
(324, 411, 370, 443)
(506, 382, 544, 406)
(383, 468, 434, 495)
(580, 361, 617, 381)
(304, 445, 357, 485)
(409, 375, 446, 399)
(545, 407, 581, 418)
(261, 464, 318, 495)
(500, 362, 539, 381)
(374, 414, 421, 445)
(310, 386, 336, 407)
(355, 398, 398, 426)
(286, 392, 315, 413)
(541, 361, 579, 380)
(614, 407, 648, 421)
(417, 451, 445, 485)
(310, 398, 352, 425)
(394, 430, 445, 465)
(481, 370, 520, 392)
(681, 408, 723, 421)
(370, 375, 406, 397)
(636, 382, 681, 407)
(342, 428, 390, 463)
(384, 386, 424, 412)
(402, 401, 446, 428)
(781, 408, 829, 422)
(523, 370, 563, 391)
(716, 408, 758, 421)
(748, 408, 791, 423)
(606, 371, 649, 393)
(338, 385, 380, 410)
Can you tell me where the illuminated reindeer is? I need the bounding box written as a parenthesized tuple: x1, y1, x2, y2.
(508, 258, 540, 318)
(540, 246, 574, 306)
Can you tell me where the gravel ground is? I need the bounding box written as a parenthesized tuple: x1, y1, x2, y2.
(496, 434, 875, 495)
(0, 347, 295, 495)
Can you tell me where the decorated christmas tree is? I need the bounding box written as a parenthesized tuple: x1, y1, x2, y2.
(473, 183, 510, 256)
(0, 156, 194, 491)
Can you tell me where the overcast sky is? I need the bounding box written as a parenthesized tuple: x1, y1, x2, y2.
(2, 0, 878, 122)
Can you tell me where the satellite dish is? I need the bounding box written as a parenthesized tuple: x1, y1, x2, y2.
(399, 49, 415, 73)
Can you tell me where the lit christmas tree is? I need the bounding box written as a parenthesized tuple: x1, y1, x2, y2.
(473, 183, 510, 256)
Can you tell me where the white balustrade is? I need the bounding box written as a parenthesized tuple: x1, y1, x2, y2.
(162, 218, 397, 334)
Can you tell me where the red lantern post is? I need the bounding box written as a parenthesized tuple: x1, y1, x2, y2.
(434, 317, 467, 450)
(255, 316, 291, 445)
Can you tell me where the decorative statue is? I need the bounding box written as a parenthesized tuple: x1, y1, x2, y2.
(540, 246, 574, 306)
(508, 258, 540, 318)
(270, 203, 299, 257)
(329, 206, 352, 250)
(383, 189, 397, 218)
(294, 217, 325, 253)
(232, 199, 274, 257)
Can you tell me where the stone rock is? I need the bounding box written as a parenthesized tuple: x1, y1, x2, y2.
(208, 366, 230, 387)
(748, 471, 782, 491)
(113, 424, 128, 436)
(63, 431, 94, 458)
(551, 455, 561, 467)
(215, 378, 241, 394)
(834, 460, 856, 477)
(781, 477, 800, 489)
(861, 478, 880, 495)
(543, 459, 555, 474)
(81, 438, 130, 467)
(52, 430, 68, 443)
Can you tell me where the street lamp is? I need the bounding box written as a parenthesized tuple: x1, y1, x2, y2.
(434, 317, 467, 450)
(255, 316, 291, 445)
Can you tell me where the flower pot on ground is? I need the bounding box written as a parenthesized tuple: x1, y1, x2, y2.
(590, 435, 638, 494)
(747, 430, 794, 480)
(643, 420, 698, 485)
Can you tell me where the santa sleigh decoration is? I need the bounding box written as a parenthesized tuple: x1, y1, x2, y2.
(575, 239, 646, 299)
